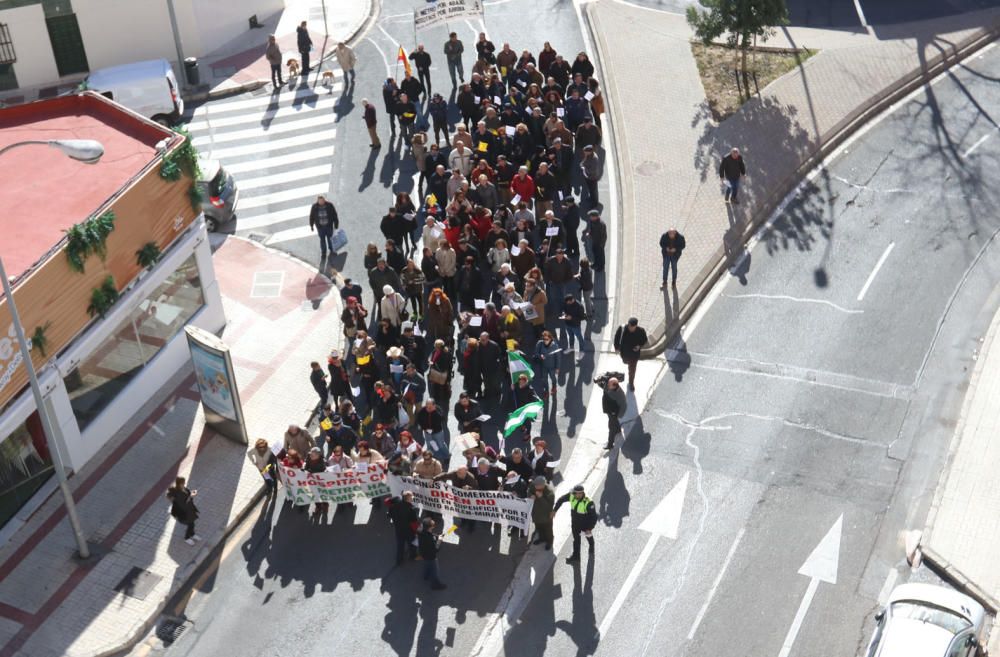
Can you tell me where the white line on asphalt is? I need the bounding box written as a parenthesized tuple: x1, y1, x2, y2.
(376, 23, 402, 51)
(266, 224, 315, 244)
(723, 292, 863, 314)
(465, 19, 479, 42)
(187, 100, 338, 131)
(192, 114, 334, 146)
(225, 146, 334, 174)
(238, 183, 330, 211)
(852, 0, 868, 26)
(201, 129, 337, 160)
(856, 242, 895, 302)
(962, 132, 994, 158)
(237, 206, 312, 231)
(599, 532, 660, 638)
(687, 527, 745, 640)
(239, 164, 332, 193)
(478, 18, 489, 40)
(189, 86, 341, 118)
(353, 501, 372, 525)
(365, 36, 393, 77)
(877, 568, 899, 605)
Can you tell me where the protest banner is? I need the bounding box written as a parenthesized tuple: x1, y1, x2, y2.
(279, 464, 390, 506)
(388, 474, 534, 532)
(413, 0, 484, 31)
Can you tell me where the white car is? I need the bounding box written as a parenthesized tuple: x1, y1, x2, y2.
(865, 583, 985, 657)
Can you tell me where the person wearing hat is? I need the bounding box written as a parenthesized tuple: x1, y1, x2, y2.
(553, 483, 598, 563)
(325, 412, 359, 455)
(388, 490, 420, 564)
(385, 345, 410, 389)
(380, 284, 408, 328)
(561, 195, 581, 257)
(530, 476, 556, 550)
(582, 210, 607, 272)
(580, 143, 603, 209)
(614, 318, 648, 390)
(575, 114, 602, 153)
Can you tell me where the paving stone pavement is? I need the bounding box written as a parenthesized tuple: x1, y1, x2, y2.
(923, 300, 1000, 644)
(585, 0, 1000, 351)
(0, 236, 341, 657)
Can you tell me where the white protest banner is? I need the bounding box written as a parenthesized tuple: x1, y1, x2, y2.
(279, 466, 390, 506)
(414, 0, 483, 31)
(388, 474, 534, 532)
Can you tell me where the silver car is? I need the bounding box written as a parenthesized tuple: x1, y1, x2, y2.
(197, 158, 239, 232)
(865, 583, 985, 657)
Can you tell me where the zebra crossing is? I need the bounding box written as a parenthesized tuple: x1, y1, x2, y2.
(183, 73, 345, 244)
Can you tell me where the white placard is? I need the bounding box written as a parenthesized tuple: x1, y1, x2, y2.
(510, 194, 522, 206)
(494, 96, 501, 105)
(510, 245, 521, 256)
(469, 316, 483, 326)
(545, 226, 559, 236)
(556, 107, 564, 117)
(584, 91, 595, 101)
(474, 96, 481, 104)
(474, 299, 486, 309)
(505, 125, 516, 136)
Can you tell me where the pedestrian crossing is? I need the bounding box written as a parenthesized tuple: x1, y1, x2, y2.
(182, 74, 344, 242)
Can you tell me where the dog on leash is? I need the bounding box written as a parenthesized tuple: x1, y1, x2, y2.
(322, 70, 334, 88)
(287, 58, 301, 77)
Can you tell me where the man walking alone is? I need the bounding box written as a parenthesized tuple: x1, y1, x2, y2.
(444, 32, 465, 88)
(362, 99, 381, 149)
(309, 195, 340, 258)
(659, 228, 685, 289)
(602, 377, 627, 450)
(719, 147, 747, 204)
(297, 21, 313, 75)
(613, 317, 647, 390)
(553, 484, 597, 564)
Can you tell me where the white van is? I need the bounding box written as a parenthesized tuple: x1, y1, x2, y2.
(84, 59, 184, 126)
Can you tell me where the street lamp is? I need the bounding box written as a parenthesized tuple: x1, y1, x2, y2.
(0, 139, 105, 164)
(0, 138, 105, 559)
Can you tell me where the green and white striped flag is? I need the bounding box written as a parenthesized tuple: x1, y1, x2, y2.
(508, 350, 534, 384)
(504, 400, 544, 437)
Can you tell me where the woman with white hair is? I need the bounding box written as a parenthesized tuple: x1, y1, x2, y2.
(380, 285, 408, 327)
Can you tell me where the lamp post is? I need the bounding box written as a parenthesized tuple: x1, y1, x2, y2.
(0, 139, 105, 559)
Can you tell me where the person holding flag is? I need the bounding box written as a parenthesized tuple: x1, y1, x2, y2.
(506, 373, 543, 443)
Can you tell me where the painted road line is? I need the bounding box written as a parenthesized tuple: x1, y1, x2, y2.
(237, 207, 314, 231)
(239, 164, 332, 192)
(856, 242, 895, 302)
(723, 293, 863, 315)
(190, 82, 342, 117)
(266, 225, 315, 244)
(238, 183, 330, 211)
(778, 515, 843, 657)
(224, 146, 335, 174)
(187, 100, 338, 131)
(192, 114, 334, 146)
(852, 0, 868, 26)
(203, 130, 337, 160)
(365, 36, 393, 77)
(962, 131, 994, 158)
(597, 472, 688, 639)
(687, 526, 745, 640)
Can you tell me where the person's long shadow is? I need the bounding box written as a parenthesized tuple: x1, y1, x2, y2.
(334, 81, 355, 122)
(599, 448, 630, 528)
(561, 360, 590, 439)
(380, 145, 400, 188)
(242, 492, 277, 590)
(260, 95, 281, 129)
(359, 147, 379, 192)
(554, 552, 598, 657)
(662, 279, 681, 326)
(621, 413, 651, 475)
(666, 334, 691, 383)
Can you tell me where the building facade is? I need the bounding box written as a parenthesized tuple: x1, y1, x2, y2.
(0, 0, 285, 96)
(0, 92, 225, 534)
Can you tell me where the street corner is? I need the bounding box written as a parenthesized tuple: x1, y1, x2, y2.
(213, 235, 339, 322)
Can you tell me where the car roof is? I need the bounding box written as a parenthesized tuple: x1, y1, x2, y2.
(887, 583, 985, 627)
(87, 59, 172, 87)
(877, 618, 955, 657)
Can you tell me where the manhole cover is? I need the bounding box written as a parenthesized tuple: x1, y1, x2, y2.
(156, 619, 191, 644)
(635, 160, 663, 176)
(114, 567, 163, 601)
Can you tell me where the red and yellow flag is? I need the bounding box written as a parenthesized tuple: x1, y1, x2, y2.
(397, 45, 412, 77)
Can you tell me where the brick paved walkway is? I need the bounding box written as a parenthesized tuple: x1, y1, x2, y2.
(0, 237, 341, 657)
(585, 1, 1000, 351)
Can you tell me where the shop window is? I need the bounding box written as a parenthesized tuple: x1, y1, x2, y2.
(0, 413, 53, 528)
(64, 256, 204, 430)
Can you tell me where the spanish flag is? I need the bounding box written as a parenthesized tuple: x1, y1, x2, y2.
(397, 45, 412, 77)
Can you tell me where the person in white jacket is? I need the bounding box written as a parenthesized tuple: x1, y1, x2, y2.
(380, 285, 408, 327)
(335, 42, 357, 83)
(448, 143, 473, 177)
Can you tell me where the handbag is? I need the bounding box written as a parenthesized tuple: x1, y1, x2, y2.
(398, 407, 410, 426)
(428, 368, 448, 385)
(330, 228, 349, 253)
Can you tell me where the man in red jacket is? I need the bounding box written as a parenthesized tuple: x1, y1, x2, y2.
(510, 166, 536, 211)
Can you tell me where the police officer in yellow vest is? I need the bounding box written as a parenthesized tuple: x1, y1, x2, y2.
(552, 484, 597, 563)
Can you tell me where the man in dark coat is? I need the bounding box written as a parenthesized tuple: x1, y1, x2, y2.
(719, 146, 747, 204)
(476, 332, 504, 401)
(553, 483, 597, 563)
(309, 196, 339, 258)
(409, 44, 433, 96)
(296, 21, 313, 74)
(561, 196, 581, 257)
(388, 491, 419, 564)
(418, 517, 447, 589)
(613, 318, 647, 390)
(310, 361, 328, 408)
(601, 376, 627, 450)
(583, 210, 607, 272)
(659, 228, 686, 289)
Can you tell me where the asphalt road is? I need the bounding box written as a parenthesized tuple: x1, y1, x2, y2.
(616, 0, 1000, 28)
(166, 14, 1000, 657)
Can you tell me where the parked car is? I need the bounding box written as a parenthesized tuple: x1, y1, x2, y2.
(84, 59, 183, 126)
(864, 583, 985, 657)
(196, 158, 239, 232)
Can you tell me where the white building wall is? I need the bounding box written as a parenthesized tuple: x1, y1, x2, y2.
(73, 0, 178, 73)
(0, 4, 59, 90)
(189, 0, 285, 56)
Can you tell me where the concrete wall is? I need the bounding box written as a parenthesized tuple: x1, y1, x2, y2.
(190, 0, 285, 56)
(74, 0, 178, 73)
(0, 3, 59, 90)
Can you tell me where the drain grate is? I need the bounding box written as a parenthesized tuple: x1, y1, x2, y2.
(156, 618, 191, 645)
(247, 231, 270, 243)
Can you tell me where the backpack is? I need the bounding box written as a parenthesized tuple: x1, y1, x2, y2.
(613, 325, 624, 352)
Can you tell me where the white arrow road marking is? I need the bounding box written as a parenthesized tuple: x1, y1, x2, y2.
(777, 514, 843, 657)
(597, 472, 688, 638)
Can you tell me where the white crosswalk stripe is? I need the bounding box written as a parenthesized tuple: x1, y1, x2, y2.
(184, 85, 339, 236)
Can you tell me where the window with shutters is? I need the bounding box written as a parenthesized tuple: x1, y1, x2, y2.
(45, 12, 88, 76)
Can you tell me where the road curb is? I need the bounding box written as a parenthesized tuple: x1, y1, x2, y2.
(602, 18, 1000, 357)
(183, 0, 377, 104)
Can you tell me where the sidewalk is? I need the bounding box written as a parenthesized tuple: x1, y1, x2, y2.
(0, 236, 340, 657)
(584, 2, 1000, 352)
(922, 300, 1000, 648)
(186, 0, 372, 101)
